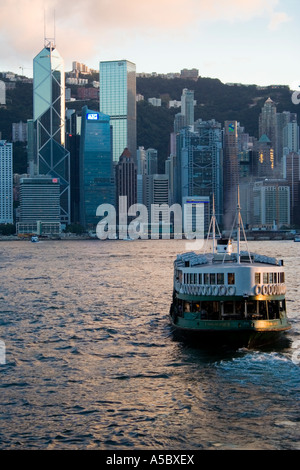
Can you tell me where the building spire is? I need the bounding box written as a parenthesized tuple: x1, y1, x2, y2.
(44, 8, 56, 49)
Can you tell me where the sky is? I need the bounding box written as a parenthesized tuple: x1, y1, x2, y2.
(0, 0, 299, 87)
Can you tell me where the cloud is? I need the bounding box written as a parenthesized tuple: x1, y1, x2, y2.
(268, 11, 290, 30)
(0, 0, 291, 71)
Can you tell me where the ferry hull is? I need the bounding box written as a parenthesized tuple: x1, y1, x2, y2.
(169, 315, 291, 348)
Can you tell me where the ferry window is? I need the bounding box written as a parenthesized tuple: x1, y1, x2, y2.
(198, 273, 202, 284)
(224, 301, 234, 314)
(247, 301, 257, 314)
(263, 273, 268, 284)
(184, 273, 187, 284)
(269, 273, 273, 283)
(228, 273, 235, 285)
(255, 273, 261, 284)
(210, 273, 216, 285)
(280, 272, 285, 283)
(190, 274, 194, 284)
(204, 274, 209, 284)
(217, 273, 224, 285)
(194, 273, 198, 284)
(273, 273, 277, 283)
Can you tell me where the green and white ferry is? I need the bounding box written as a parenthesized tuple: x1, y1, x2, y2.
(169, 194, 291, 348)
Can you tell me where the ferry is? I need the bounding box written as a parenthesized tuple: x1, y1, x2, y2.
(169, 192, 291, 348)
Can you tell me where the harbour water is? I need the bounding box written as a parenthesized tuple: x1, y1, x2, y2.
(0, 239, 300, 450)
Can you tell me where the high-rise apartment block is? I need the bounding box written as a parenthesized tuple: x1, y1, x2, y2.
(100, 60, 136, 162)
(0, 140, 13, 224)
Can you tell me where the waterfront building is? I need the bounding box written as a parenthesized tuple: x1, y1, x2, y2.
(79, 106, 115, 229)
(283, 152, 300, 226)
(253, 179, 290, 228)
(29, 40, 70, 225)
(116, 148, 137, 227)
(100, 60, 136, 162)
(0, 140, 13, 224)
(182, 195, 210, 235)
(144, 174, 169, 235)
(18, 176, 61, 235)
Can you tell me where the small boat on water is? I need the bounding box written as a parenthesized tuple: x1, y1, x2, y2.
(31, 236, 39, 243)
(169, 191, 291, 348)
(294, 236, 300, 242)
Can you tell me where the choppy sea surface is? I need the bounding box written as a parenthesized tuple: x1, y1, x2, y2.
(0, 238, 300, 450)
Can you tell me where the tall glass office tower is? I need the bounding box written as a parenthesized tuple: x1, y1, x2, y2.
(79, 106, 115, 228)
(99, 60, 136, 162)
(31, 40, 70, 224)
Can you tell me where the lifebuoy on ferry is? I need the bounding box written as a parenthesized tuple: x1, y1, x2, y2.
(205, 286, 212, 295)
(262, 284, 268, 296)
(227, 286, 236, 295)
(254, 285, 261, 295)
(219, 285, 227, 296)
(212, 286, 219, 296)
(270, 285, 275, 295)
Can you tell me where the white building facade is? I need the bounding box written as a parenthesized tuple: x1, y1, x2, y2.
(0, 141, 13, 224)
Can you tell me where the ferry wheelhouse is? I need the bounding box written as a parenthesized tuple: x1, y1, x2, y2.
(169, 194, 291, 348)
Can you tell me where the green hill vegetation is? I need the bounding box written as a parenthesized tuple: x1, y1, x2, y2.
(0, 74, 299, 174)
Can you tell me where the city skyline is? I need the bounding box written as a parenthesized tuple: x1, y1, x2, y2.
(0, 0, 299, 88)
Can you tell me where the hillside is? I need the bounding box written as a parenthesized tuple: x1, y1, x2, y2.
(137, 76, 299, 170)
(0, 75, 298, 174)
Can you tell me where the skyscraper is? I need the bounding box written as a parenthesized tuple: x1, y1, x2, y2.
(223, 121, 239, 229)
(174, 120, 223, 225)
(30, 40, 70, 225)
(79, 106, 115, 228)
(0, 140, 13, 224)
(259, 98, 277, 165)
(284, 152, 300, 225)
(100, 60, 136, 162)
(115, 148, 137, 222)
(181, 88, 195, 127)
